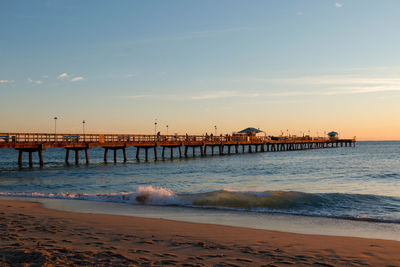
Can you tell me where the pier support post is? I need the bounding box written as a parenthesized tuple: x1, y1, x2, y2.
(113, 149, 117, 163)
(248, 145, 252, 153)
(179, 146, 182, 158)
(228, 146, 231, 155)
(18, 150, 23, 166)
(200, 146, 204, 157)
(185, 146, 188, 157)
(29, 151, 33, 167)
(65, 148, 70, 164)
(136, 147, 140, 160)
(235, 145, 239, 154)
(75, 150, 79, 165)
(211, 146, 214, 156)
(145, 148, 149, 161)
(204, 146, 207, 156)
(162, 147, 166, 158)
(153, 147, 157, 160)
(123, 148, 127, 162)
(192, 146, 196, 157)
(242, 145, 245, 153)
(170, 147, 174, 159)
(38, 150, 44, 166)
(104, 148, 108, 163)
(219, 145, 224, 155)
(85, 148, 90, 164)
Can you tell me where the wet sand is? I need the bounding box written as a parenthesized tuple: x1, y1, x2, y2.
(1, 200, 400, 266)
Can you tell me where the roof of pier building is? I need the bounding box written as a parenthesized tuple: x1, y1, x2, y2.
(236, 127, 264, 136)
(327, 131, 339, 137)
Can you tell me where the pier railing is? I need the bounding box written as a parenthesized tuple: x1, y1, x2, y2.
(0, 132, 338, 144)
(0, 132, 356, 166)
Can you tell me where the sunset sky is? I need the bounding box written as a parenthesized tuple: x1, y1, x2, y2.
(1, 0, 400, 140)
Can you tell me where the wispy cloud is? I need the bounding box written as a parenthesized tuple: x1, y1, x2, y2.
(57, 73, 68, 79)
(71, 76, 84, 82)
(0, 80, 14, 84)
(27, 78, 42, 85)
(112, 27, 253, 46)
(335, 3, 343, 8)
(233, 72, 400, 96)
(126, 94, 154, 99)
(191, 91, 261, 100)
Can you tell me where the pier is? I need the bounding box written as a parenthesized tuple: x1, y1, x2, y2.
(0, 133, 356, 166)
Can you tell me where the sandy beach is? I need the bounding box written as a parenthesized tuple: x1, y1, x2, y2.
(0, 200, 399, 266)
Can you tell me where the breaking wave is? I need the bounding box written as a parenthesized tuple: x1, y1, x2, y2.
(2, 186, 400, 223)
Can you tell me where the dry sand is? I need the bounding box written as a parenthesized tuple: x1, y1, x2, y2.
(1, 200, 400, 266)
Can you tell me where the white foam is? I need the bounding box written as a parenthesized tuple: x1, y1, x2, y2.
(0, 185, 183, 206)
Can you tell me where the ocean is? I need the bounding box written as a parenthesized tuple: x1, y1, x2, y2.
(1, 141, 400, 240)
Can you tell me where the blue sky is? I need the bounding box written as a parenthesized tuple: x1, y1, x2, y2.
(1, 0, 400, 139)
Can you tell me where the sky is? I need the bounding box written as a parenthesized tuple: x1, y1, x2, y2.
(1, 0, 400, 140)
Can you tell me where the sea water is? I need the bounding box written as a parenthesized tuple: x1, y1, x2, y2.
(1, 141, 400, 240)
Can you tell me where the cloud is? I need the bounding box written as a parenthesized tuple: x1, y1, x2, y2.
(126, 94, 153, 99)
(335, 3, 343, 8)
(57, 73, 68, 79)
(71, 76, 84, 82)
(109, 27, 253, 47)
(0, 80, 14, 84)
(191, 91, 261, 100)
(234, 72, 400, 97)
(27, 77, 43, 85)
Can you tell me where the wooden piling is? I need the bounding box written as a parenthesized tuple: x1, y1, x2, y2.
(136, 147, 140, 160)
(179, 146, 182, 158)
(85, 148, 90, 164)
(18, 150, 23, 166)
(145, 148, 149, 161)
(75, 150, 79, 165)
(38, 150, 44, 166)
(113, 149, 117, 163)
(104, 148, 108, 163)
(170, 147, 173, 159)
(153, 147, 157, 160)
(29, 151, 33, 167)
(123, 148, 127, 162)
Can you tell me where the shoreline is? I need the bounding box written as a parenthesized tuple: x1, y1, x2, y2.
(3, 196, 400, 242)
(1, 199, 400, 265)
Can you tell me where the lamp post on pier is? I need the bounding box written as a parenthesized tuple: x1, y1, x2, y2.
(154, 119, 158, 136)
(82, 120, 86, 141)
(54, 116, 58, 142)
(214, 125, 217, 136)
(166, 125, 169, 135)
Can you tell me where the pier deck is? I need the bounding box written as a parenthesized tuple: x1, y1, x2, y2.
(0, 133, 355, 166)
